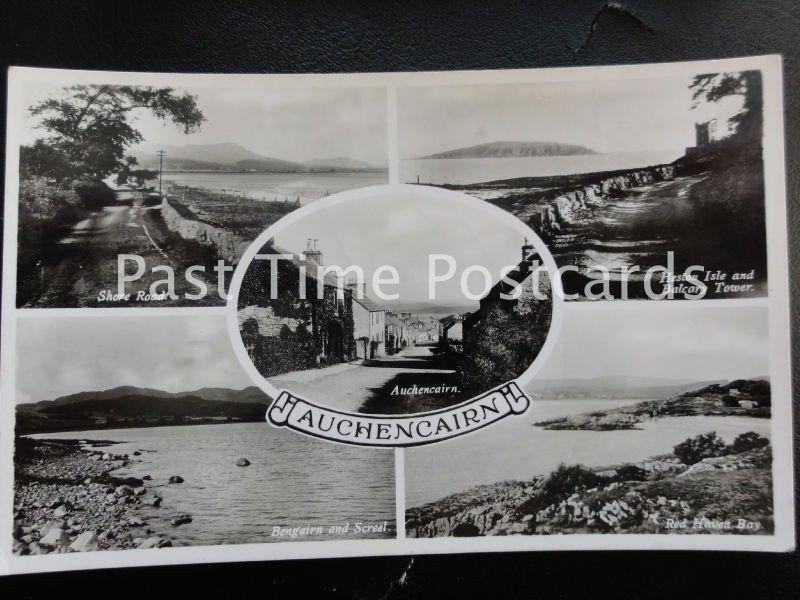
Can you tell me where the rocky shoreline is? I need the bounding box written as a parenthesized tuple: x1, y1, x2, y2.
(535, 379, 770, 431)
(441, 164, 677, 237)
(13, 436, 191, 555)
(406, 433, 773, 538)
(526, 166, 676, 239)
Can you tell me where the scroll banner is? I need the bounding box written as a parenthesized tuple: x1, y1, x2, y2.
(266, 381, 531, 447)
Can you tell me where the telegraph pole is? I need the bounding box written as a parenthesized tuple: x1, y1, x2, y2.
(156, 150, 166, 197)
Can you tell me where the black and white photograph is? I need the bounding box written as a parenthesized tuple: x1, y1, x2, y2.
(0, 53, 793, 577)
(235, 189, 553, 415)
(15, 78, 388, 308)
(405, 305, 774, 537)
(12, 315, 396, 555)
(399, 71, 767, 300)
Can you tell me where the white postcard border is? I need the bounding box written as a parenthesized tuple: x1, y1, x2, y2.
(0, 54, 794, 575)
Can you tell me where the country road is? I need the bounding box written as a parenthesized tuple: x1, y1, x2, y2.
(21, 189, 219, 308)
(555, 174, 709, 278)
(270, 344, 459, 414)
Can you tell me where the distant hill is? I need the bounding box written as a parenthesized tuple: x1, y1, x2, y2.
(130, 142, 382, 173)
(16, 386, 270, 435)
(143, 157, 232, 171)
(387, 302, 478, 315)
(16, 386, 271, 434)
(37, 394, 266, 418)
(133, 142, 273, 165)
(420, 141, 597, 159)
(17, 385, 267, 412)
(305, 156, 375, 170)
(235, 157, 306, 172)
(528, 376, 725, 400)
(180, 386, 269, 404)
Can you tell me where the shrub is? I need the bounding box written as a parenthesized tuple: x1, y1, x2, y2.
(742, 380, 770, 395)
(614, 465, 648, 482)
(673, 432, 728, 465)
(516, 464, 604, 517)
(74, 180, 116, 209)
(744, 380, 771, 407)
(542, 464, 603, 497)
(451, 523, 480, 537)
(730, 431, 770, 454)
(457, 300, 551, 396)
(721, 394, 740, 408)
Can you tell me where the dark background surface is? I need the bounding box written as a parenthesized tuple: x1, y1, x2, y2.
(1, 0, 798, 597)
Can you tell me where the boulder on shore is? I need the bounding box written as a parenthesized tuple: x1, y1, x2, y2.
(171, 514, 193, 527)
(236, 458, 251, 467)
(139, 536, 172, 549)
(39, 527, 70, 548)
(142, 494, 162, 507)
(127, 516, 146, 527)
(168, 475, 184, 484)
(69, 531, 98, 552)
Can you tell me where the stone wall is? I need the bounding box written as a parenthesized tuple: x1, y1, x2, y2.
(161, 197, 251, 263)
(238, 305, 302, 338)
(531, 165, 676, 237)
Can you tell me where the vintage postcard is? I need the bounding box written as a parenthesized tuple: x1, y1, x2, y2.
(0, 55, 793, 575)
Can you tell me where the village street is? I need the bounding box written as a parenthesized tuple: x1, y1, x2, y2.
(269, 344, 459, 414)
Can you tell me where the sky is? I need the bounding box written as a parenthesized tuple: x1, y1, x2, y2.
(537, 305, 768, 383)
(14, 305, 768, 403)
(16, 316, 252, 403)
(273, 191, 528, 307)
(398, 75, 745, 158)
(20, 73, 745, 166)
(21, 82, 388, 165)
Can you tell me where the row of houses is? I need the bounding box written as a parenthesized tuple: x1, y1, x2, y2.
(239, 238, 548, 377)
(387, 312, 439, 353)
(238, 240, 436, 375)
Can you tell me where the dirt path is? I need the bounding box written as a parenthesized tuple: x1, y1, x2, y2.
(24, 190, 218, 308)
(555, 174, 708, 278)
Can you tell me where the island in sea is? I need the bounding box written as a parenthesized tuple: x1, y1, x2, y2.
(418, 140, 597, 159)
(406, 82, 768, 301)
(406, 378, 773, 537)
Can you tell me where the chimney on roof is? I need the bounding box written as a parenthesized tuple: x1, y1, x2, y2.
(303, 238, 323, 266)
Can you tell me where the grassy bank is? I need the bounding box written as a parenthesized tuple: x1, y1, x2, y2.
(166, 185, 297, 240)
(17, 177, 116, 307)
